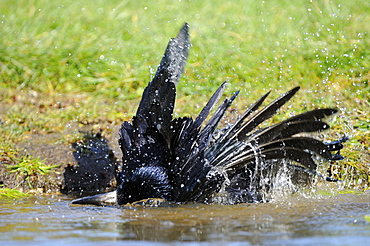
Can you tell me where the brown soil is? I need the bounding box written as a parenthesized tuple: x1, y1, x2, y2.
(0, 125, 123, 197)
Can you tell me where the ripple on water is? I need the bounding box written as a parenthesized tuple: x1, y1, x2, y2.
(1, 192, 370, 244)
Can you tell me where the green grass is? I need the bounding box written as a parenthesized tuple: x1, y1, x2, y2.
(0, 138, 61, 193)
(0, 0, 369, 190)
(0, 186, 31, 199)
(5, 155, 61, 189)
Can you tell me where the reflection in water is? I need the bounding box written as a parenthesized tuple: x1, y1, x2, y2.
(1, 192, 370, 244)
(114, 205, 288, 242)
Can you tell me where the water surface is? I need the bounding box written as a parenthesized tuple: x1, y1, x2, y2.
(1, 192, 370, 245)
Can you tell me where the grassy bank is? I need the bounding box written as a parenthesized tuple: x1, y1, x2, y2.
(1, 0, 369, 192)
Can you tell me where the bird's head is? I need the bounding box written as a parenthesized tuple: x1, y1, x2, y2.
(116, 166, 172, 205)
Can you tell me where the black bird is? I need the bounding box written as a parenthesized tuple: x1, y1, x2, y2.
(72, 23, 345, 206)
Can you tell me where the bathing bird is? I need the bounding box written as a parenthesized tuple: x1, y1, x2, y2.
(72, 23, 345, 206)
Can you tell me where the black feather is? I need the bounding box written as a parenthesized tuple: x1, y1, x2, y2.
(279, 120, 330, 138)
(236, 87, 300, 141)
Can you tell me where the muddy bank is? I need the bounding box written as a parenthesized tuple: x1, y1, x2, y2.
(0, 125, 123, 197)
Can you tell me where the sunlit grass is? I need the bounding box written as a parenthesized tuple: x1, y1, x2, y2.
(0, 186, 31, 199)
(6, 159, 61, 190)
(1, 137, 61, 189)
(0, 0, 369, 189)
(5, 156, 61, 188)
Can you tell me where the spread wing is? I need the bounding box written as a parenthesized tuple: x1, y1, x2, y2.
(118, 23, 190, 181)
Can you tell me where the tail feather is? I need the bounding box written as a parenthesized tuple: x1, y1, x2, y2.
(171, 85, 239, 201)
(216, 136, 332, 177)
(279, 120, 330, 138)
(247, 124, 287, 145)
(236, 87, 300, 141)
(205, 87, 301, 168)
(217, 91, 271, 144)
(258, 137, 333, 159)
(192, 82, 228, 130)
(171, 82, 229, 162)
(175, 92, 238, 173)
(197, 90, 239, 149)
(325, 136, 349, 151)
(224, 147, 318, 173)
(280, 108, 338, 124)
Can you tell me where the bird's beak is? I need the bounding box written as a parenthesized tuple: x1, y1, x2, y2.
(71, 190, 117, 206)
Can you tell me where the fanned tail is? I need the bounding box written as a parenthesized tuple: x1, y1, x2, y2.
(201, 87, 345, 203)
(172, 84, 345, 203)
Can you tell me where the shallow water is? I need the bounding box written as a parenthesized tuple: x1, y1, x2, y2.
(1, 192, 370, 245)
